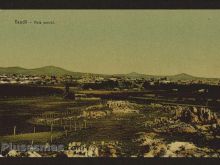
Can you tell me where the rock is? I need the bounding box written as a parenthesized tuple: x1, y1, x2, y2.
(63, 150, 75, 157)
(176, 124, 197, 134)
(216, 136, 220, 139)
(7, 150, 21, 157)
(211, 153, 219, 158)
(196, 125, 210, 131)
(135, 131, 220, 157)
(165, 142, 219, 157)
(26, 151, 42, 157)
(192, 107, 198, 113)
(142, 142, 167, 157)
(212, 124, 217, 129)
(110, 148, 117, 157)
(154, 122, 197, 134)
(204, 135, 215, 141)
(167, 142, 197, 153)
(131, 155, 138, 157)
(175, 106, 218, 125)
(135, 132, 168, 157)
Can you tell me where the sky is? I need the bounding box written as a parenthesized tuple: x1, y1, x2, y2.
(0, 10, 220, 78)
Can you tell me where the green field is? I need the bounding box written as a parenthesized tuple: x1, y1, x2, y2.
(0, 132, 63, 144)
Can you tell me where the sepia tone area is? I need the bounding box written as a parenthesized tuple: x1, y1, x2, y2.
(0, 10, 220, 157)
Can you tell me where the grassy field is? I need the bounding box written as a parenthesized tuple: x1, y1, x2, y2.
(0, 91, 219, 155)
(0, 131, 63, 144)
(0, 94, 161, 151)
(0, 96, 100, 135)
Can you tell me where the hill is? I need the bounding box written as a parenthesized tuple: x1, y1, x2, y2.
(114, 72, 219, 81)
(0, 66, 219, 81)
(114, 72, 196, 80)
(0, 66, 85, 77)
(114, 72, 158, 79)
(167, 73, 198, 81)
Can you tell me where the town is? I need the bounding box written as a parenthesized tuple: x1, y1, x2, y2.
(0, 72, 220, 89)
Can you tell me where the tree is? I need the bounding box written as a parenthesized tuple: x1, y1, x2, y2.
(63, 81, 75, 100)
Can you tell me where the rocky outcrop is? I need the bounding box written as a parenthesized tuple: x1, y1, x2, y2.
(134, 132, 220, 157)
(153, 121, 197, 134)
(25, 151, 42, 157)
(6, 150, 21, 157)
(175, 106, 219, 125)
(107, 101, 140, 114)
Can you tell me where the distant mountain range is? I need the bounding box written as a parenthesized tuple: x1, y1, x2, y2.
(116, 72, 219, 81)
(116, 72, 196, 80)
(0, 66, 219, 81)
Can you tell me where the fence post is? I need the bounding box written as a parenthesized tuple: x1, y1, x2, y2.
(34, 127, 36, 133)
(61, 118, 63, 126)
(13, 126, 16, 136)
(84, 120, 87, 129)
(51, 124, 53, 133)
(69, 120, 72, 131)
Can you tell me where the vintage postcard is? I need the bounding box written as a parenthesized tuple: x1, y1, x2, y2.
(0, 10, 220, 158)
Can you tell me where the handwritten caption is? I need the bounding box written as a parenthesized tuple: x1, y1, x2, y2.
(15, 19, 55, 25)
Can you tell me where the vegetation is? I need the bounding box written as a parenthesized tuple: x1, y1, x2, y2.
(0, 132, 63, 144)
(0, 84, 64, 97)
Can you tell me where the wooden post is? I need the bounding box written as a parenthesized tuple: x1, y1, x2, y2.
(61, 118, 63, 126)
(13, 126, 16, 136)
(34, 127, 36, 133)
(45, 114, 48, 125)
(65, 130, 68, 137)
(74, 121, 77, 131)
(69, 120, 72, 131)
(50, 135, 53, 143)
(51, 124, 53, 133)
(84, 120, 87, 129)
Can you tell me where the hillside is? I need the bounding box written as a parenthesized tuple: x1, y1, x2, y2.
(114, 72, 197, 80)
(167, 73, 198, 81)
(0, 66, 219, 81)
(114, 72, 158, 79)
(0, 66, 84, 77)
(114, 72, 219, 81)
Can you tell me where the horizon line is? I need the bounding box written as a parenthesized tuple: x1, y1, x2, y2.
(0, 65, 219, 79)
